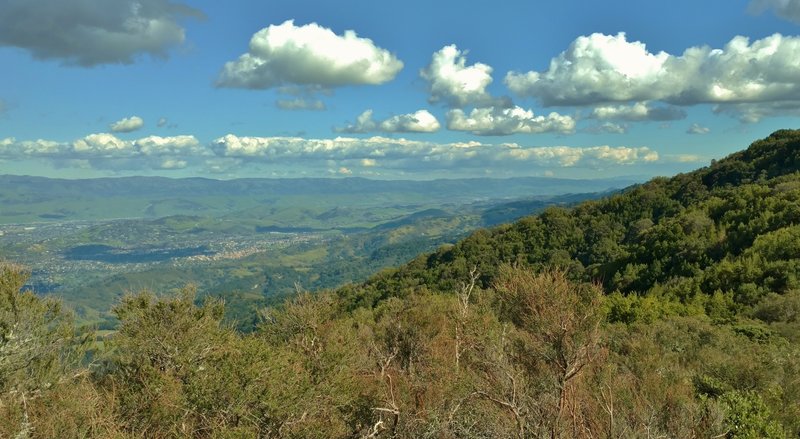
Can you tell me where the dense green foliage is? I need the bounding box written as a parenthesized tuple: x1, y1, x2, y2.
(341, 130, 800, 315)
(2, 130, 800, 437)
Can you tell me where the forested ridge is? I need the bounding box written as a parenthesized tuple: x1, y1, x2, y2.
(340, 129, 800, 313)
(2, 130, 800, 437)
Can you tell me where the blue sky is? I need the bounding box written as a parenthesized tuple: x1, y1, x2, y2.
(1, 0, 800, 179)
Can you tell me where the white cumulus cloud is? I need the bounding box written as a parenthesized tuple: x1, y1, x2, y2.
(211, 134, 655, 171)
(337, 109, 441, 133)
(583, 122, 628, 134)
(446, 106, 575, 136)
(0, 0, 203, 66)
(506, 33, 670, 106)
(505, 32, 800, 121)
(499, 145, 658, 167)
(110, 116, 144, 133)
(0, 138, 65, 156)
(687, 123, 711, 135)
(380, 110, 441, 133)
(421, 45, 500, 108)
(216, 20, 403, 89)
(0, 133, 204, 172)
(590, 102, 686, 121)
(134, 135, 205, 155)
(338, 110, 377, 133)
(0, 132, 663, 175)
(74, 133, 133, 155)
(211, 134, 400, 159)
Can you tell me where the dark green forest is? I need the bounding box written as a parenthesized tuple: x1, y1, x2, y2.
(3, 130, 800, 437)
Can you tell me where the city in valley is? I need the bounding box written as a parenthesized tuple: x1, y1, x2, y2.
(0, 219, 325, 294)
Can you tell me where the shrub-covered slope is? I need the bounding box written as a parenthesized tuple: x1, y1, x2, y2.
(339, 129, 800, 318)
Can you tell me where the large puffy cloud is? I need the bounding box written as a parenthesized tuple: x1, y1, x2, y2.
(216, 20, 403, 89)
(337, 109, 441, 133)
(506, 33, 800, 112)
(0, 0, 202, 66)
(446, 106, 575, 136)
(420, 45, 501, 108)
(110, 116, 144, 133)
(418, 45, 575, 136)
(750, 0, 800, 23)
(590, 102, 686, 121)
(506, 33, 669, 105)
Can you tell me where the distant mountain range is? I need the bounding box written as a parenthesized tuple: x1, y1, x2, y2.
(0, 174, 640, 224)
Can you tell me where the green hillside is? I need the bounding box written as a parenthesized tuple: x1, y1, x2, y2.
(2, 131, 799, 437)
(339, 129, 800, 315)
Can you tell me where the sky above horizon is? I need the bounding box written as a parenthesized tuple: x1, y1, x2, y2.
(1, 0, 800, 180)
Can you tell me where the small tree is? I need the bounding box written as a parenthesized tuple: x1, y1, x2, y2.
(104, 286, 237, 436)
(493, 266, 604, 438)
(0, 263, 91, 437)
